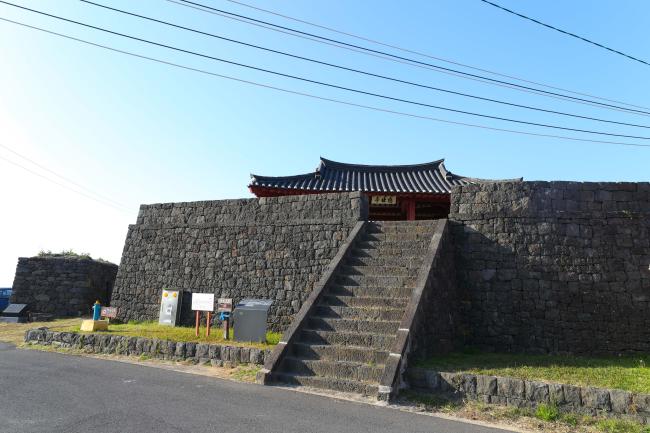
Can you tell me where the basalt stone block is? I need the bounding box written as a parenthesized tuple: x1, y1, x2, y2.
(632, 394, 650, 415)
(439, 372, 462, 393)
(477, 375, 497, 396)
(195, 343, 209, 359)
(497, 377, 525, 400)
(562, 385, 582, 408)
(581, 387, 611, 412)
(174, 342, 186, 359)
(610, 390, 632, 414)
(249, 348, 262, 365)
(548, 383, 565, 405)
(185, 342, 196, 358)
(525, 381, 550, 403)
(208, 344, 221, 360)
(425, 370, 442, 391)
(461, 374, 477, 397)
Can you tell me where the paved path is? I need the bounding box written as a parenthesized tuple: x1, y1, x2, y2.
(0, 343, 515, 433)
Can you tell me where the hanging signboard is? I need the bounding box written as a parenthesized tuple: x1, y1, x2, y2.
(370, 195, 397, 205)
(217, 298, 233, 313)
(191, 293, 215, 312)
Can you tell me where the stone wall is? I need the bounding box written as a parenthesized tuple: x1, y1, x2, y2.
(449, 181, 650, 355)
(24, 328, 270, 366)
(10, 256, 118, 317)
(407, 368, 650, 421)
(111, 192, 368, 331)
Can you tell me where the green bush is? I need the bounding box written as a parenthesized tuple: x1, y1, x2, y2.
(38, 249, 92, 259)
(535, 403, 559, 422)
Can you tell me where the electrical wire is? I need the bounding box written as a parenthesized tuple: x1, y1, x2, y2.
(3, 2, 649, 141)
(79, 0, 650, 131)
(172, 0, 650, 117)
(168, 0, 648, 117)
(221, 0, 650, 111)
(0, 152, 131, 215)
(0, 142, 131, 211)
(480, 0, 650, 68)
(0, 16, 648, 149)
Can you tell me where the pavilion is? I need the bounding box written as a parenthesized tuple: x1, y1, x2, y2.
(249, 157, 519, 220)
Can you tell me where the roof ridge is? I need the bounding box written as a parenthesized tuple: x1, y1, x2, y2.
(319, 157, 445, 172)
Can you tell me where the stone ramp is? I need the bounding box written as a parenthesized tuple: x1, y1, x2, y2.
(265, 220, 438, 397)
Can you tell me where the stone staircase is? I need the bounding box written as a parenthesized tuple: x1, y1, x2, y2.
(269, 220, 437, 396)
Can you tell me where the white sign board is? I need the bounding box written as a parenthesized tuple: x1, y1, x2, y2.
(191, 293, 215, 312)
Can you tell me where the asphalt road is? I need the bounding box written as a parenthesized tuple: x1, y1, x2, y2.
(0, 343, 514, 433)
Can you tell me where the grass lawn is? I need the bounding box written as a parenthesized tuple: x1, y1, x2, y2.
(0, 317, 81, 345)
(1, 318, 280, 349)
(417, 352, 650, 394)
(57, 320, 281, 349)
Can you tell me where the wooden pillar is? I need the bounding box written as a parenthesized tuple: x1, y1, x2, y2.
(407, 200, 416, 221)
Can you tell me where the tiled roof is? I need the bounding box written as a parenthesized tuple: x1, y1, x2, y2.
(250, 157, 516, 194)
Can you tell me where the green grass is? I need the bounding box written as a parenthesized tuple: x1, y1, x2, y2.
(417, 351, 650, 394)
(596, 419, 650, 433)
(535, 403, 560, 422)
(58, 320, 281, 349)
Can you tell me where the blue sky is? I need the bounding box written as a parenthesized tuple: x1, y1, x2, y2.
(0, 0, 649, 285)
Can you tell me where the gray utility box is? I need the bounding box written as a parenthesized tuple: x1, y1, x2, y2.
(158, 289, 182, 326)
(233, 299, 273, 343)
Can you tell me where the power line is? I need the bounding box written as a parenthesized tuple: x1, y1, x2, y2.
(479, 0, 650, 68)
(0, 152, 131, 215)
(7, 2, 650, 140)
(0, 143, 131, 211)
(0, 16, 648, 149)
(222, 0, 650, 111)
(172, 0, 650, 117)
(170, 0, 648, 117)
(79, 0, 650, 131)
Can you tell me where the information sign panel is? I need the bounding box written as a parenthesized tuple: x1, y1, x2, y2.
(217, 298, 233, 313)
(191, 293, 215, 312)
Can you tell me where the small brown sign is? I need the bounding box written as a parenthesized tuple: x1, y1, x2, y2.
(370, 195, 397, 206)
(100, 306, 117, 319)
(217, 298, 233, 312)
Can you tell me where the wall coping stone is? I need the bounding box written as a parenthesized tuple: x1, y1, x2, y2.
(407, 367, 649, 422)
(24, 328, 270, 366)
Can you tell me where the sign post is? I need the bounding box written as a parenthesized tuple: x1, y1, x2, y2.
(217, 298, 233, 340)
(191, 293, 215, 337)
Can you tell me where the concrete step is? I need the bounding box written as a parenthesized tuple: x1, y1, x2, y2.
(269, 372, 379, 396)
(345, 256, 423, 268)
(300, 329, 396, 350)
(321, 294, 408, 309)
(351, 247, 428, 258)
(339, 265, 420, 277)
(328, 284, 412, 298)
(367, 222, 437, 233)
(362, 233, 434, 242)
(357, 240, 428, 250)
(335, 274, 417, 288)
(291, 342, 389, 364)
(280, 357, 384, 383)
(314, 305, 404, 322)
(307, 316, 401, 334)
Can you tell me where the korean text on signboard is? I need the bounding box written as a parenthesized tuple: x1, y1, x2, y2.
(100, 307, 117, 319)
(370, 195, 397, 205)
(217, 298, 233, 313)
(191, 293, 215, 312)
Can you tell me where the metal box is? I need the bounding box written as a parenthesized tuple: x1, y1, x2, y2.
(233, 299, 273, 343)
(0, 303, 29, 323)
(158, 289, 182, 326)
